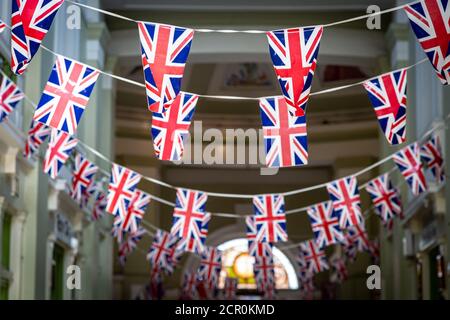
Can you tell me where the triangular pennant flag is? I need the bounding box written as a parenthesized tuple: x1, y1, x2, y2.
(113, 189, 151, 233)
(33, 56, 99, 135)
(0, 74, 24, 122)
(404, 0, 450, 84)
(393, 142, 428, 196)
(11, 0, 64, 75)
(363, 69, 407, 145)
(24, 120, 51, 159)
(266, 26, 323, 116)
(253, 194, 287, 243)
(421, 134, 445, 184)
(138, 22, 194, 113)
(151, 92, 198, 161)
(326, 176, 363, 229)
(43, 129, 78, 179)
(259, 96, 308, 167)
(70, 153, 98, 204)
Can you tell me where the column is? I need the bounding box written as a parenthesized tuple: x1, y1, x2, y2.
(8, 211, 27, 299)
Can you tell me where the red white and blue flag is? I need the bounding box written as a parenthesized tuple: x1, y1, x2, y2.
(0, 19, 5, 33)
(118, 227, 146, 266)
(346, 223, 370, 252)
(24, 120, 51, 159)
(10, 0, 64, 75)
(254, 254, 275, 286)
(393, 142, 428, 196)
(182, 271, 198, 300)
(366, 173, 402, 226)
(107, 164, 142, 218)
(246, 216, 273, 258)
(329, 256, 348, 284)
(0, 75, 24, 122)
(327, 176, 363, 229)
(92, 191, 107, 221)
(306, 201, 345, 249)
(170, 188, 208, 255)
(253, 194, 287, 243)
(299, 239, 329, 274)
(33, 56, 99, 135)
(138, 22, 194, 113)
(266, 26, 323, 117)
(363, 69, 407, 145)
(198, 247, 222, 283)
(113, 189, 151, 233)
(151, 92, 198, 161)
(259, 96, 308, 167)
(404, 0, 450, 84)
(43, 129, 78, 179)
(223, 277, 238, 300)
(296, 249, 313, 282)
(147, 229, 179, 273)
(70, 154, 98, 204)
(421, 134, 445, 184)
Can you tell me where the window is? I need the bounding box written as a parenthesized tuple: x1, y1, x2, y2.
(50, 244, 65, 300)
(0, 213, 12, 300)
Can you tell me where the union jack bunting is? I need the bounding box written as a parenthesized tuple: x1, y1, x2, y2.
(113, 189, 151, 233)
(111, 223, 127, 245)
(81, 180, 102, 210)
(326, 176, 363, 229)
(170, 188, 208, 254)
(421, 134, 445, 184)
(70, 154, 98, 204)
(363, 69, 407, 145)
(118, 227, 146, 266)
(223, 277, 238, 300)
(260, 279, 276, 300)
(0, 75, 24, 122)
(24, 120, 51, 159)
(10, 0, 64, 75)
(91, 191, 107, 221)
(151, 92, 198, 161)
(393, 142, 428, 196)
(306, 201, 345, 249)
(259, 96, 308, 167)
(198, 247, 222, 283)
(366, 173, 402, 226)
(137, 22, 194, 113)
(43, 130, 78, 179)
(299, 239, 329, 274)
(296, 250, 313, 282)
(33, 56, 100, 135)
(253, 194, 287, 243)
(182, 271, 198, 300)
(254, 255, 275, 285)
(266, 26, 323, 117)
(107, 163, 142, 218)
(147, 229, 179, 273)
(166, 242, 184, 274)
(404, 0, 450, 84)
(329, 256, 348, 284)
(342, 240, 358, 263)
(346, 223, 370, 252)
(0, 19, 5, 33)
(298, 278, 315, 300)
(245, 216, 273, 258)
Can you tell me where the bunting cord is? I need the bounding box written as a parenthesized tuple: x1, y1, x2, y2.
(65, 0, 418, 33)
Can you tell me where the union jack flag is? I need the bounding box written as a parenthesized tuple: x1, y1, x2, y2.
(0, 19, 5, 33)
(329, 256, 348, 284)
(137, 22, 194, 113)
(147, 229, 179, 274)
(404, 0, 450, 84)
(253, 194, 287, 243)
(111, 224, 127, 245)
(421, 134, 445, 184)
(366, 173, 402, 226)
(91, 191, 107, 221)
(118, 227, 146, 266)
(342, 240, 358, 263)
(198, 247, 222, 283)
(259, 279, 276, 300)
(113, 189, 151, 233)
(346, 223, 370, 252)
(166, 242, 185, 274)
(307, 201, 345, 249)
(259, 96, 308, 167)
(151, 92, 198, 161)
(393, 142, 428, 196)
(299, 239, 329, 274)
(296, 249, 313, 282)
(266, 26, 323, 117)
(0, 75, 24, 122)
(182, 271, 198, 300)
(170, 188, 208, 255)
(246, 216, 273, 258)
(223, 277, 238, 300)
(70, 154, 98, 204)
(327, 176, 363, 229)
(43, 129, 78, 179)
(33, 56, 99, 135)
(24, 120, 51, 159)
(363, 69, 407, 145)
(254, 254, 275, 285)
(10, 0, 64, 75)
(107, 163, 142, 218)
(81, 179, 102, 210)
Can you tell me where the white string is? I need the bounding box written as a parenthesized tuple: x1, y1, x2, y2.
(66, 0, 418, 33)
